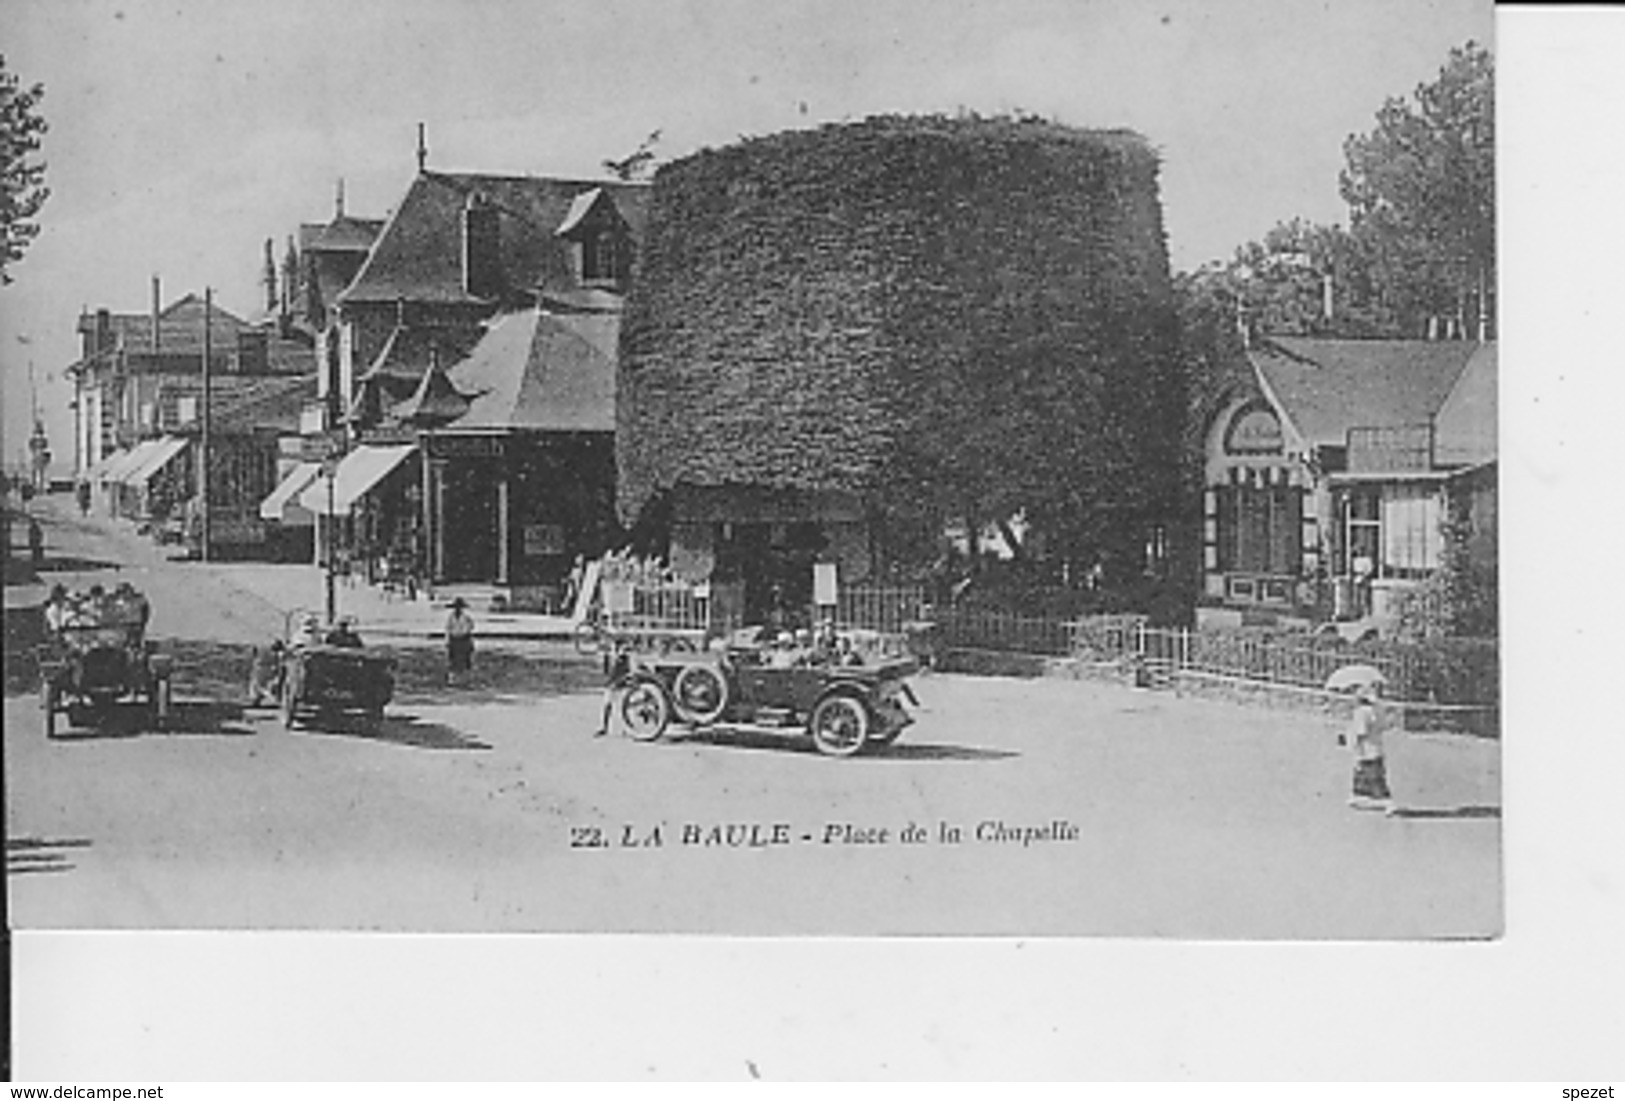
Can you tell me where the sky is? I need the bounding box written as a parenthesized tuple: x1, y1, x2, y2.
(1, 0, 1494, 475)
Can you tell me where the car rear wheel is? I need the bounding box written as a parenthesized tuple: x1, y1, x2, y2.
(619, 677, 671, 742)
(809, 694, 869, 757)
(672, 664, 729, 725)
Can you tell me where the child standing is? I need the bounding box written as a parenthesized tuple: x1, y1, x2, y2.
(1345, 682, 1396, 814)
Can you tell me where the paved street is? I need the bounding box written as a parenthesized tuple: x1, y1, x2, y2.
(6, 495, 1501, 937)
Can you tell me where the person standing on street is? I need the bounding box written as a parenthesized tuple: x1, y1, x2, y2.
(28, 516, 44, 569)
(1345, 681, 1397, 814)
(445, 597, 476, 682)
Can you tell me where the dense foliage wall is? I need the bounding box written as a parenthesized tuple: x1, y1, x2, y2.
(619, 114, 1185, 573)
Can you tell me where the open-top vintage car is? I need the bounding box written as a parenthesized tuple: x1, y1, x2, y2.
(611, 628, 919, 757)
(276, 611, 396, 732)
(39, 587, 173, 738)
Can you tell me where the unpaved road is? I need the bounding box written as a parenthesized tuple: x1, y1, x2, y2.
(6, 496, 1500, 936)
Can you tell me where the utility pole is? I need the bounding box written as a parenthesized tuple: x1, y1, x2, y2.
(201, 287, 213, 562)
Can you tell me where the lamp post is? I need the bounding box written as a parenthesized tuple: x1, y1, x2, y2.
(323, 453, 340, 625)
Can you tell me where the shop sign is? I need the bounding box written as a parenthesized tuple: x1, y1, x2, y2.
(523, 523, 564, 557)
(812, 562, 838, 606)
(1225, 404, 1284, 454)
(430, 435, 504, 459)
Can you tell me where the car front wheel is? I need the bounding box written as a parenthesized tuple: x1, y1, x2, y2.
(620, 677, 671, 742)
(809, 694, 869, 757)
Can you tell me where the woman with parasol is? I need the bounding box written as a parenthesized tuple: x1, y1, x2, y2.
(1327, 664, 1398, 815)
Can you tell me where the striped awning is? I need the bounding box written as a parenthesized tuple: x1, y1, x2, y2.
(120, 436, 189, 486)
(97, 442, 156, 484)
(259, 461, 322, 525)
(296, 445, 417, 516)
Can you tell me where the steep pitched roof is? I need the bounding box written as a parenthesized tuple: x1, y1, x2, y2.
(1434, 342, 1497, 467)
(1248, 337, 1481, 448)
(300, 214, 385, 252)
(339, 171, 649, 307)
(393, 356, 473, 426)
(77, 294, 252, 359)
(358, 322, 486, 383)
(174, 374, 317, 436)
(445, 303, 619, 433)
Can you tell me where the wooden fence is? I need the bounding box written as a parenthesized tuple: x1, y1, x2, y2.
(826, 586, 1496, 711)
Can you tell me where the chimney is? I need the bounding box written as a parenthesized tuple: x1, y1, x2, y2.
(151, 276, 162, 353)
(335, 177, 346, 219)
(96, 308, 112, 353)
(416, 123, 428, 173)
(264, 238, 278, 315)
(462, 192, 503, 300)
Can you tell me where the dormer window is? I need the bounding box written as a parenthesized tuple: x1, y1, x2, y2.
(557, 187, 632, 288)
(582, 229, 630, 285)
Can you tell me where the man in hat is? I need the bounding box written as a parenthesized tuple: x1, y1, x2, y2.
(445, 597, 476, 681)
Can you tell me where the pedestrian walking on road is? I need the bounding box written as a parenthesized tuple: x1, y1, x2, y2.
(28, 517, 44, 569)
(1345, 681, 1397, 814)
(76, 481, 91, 517)
(593, 641, 632, 737)
(445, 598, 476, 682)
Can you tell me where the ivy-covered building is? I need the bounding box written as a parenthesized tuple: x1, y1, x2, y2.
(618, 115, 1186, 623)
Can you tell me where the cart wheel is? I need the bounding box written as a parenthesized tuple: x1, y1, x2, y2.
(619, 677, 671, 742)
(672, 664, 729, 725)
(809, 694, 869, 758)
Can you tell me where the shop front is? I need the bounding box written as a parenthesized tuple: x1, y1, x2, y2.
(1201, 399, 1320, 616)
(666, 484, 875, 627)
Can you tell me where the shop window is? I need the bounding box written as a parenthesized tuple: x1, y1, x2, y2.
(1216, 483, 1301, 576)
(1339, 487, 1440, 580)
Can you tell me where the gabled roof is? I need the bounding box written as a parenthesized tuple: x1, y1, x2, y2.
(358, 322, 485, 383)
(393, 356, 473, 426)
(77, 294, 252, 359)
(339, 171, 649, 307)
(445, 304, 619, 433)
(1434, 342, 1497, 467)
(174, 375, 317, 436)
(298, 214, 385, 253)
(1247, 337, 1482, 448)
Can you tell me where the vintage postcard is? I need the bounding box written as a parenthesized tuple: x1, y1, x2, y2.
(2, 0, 1502, 947)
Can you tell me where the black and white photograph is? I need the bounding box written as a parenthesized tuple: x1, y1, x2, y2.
(2, 0, 1616, 1082)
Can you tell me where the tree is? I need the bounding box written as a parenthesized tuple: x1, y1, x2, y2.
(1, 54, 49, 285)
(1178, 217, 1401, 343)
(1340, 41, 1494, 339)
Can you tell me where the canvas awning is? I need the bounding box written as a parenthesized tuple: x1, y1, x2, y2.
(259, 461, 322, 525)
(88, 449, 129, 481)
(120, 436, 189, 486)
(296, 445, 417, 516)
(101, 441, 163, 483)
